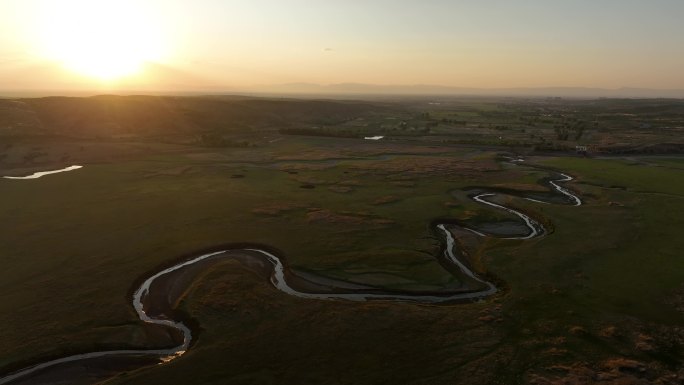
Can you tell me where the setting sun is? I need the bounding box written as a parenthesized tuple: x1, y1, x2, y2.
(35, 0, 166, 80)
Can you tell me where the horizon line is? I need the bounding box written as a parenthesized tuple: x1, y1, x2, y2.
(3, 83, 684, 99)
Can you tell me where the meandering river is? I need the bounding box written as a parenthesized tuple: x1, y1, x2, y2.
(0, 164, 581, 385)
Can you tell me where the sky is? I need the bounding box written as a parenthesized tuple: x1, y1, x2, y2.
(1, 0, 684, 93)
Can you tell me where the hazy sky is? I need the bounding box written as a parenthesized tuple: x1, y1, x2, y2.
(1, 0, 684, 92)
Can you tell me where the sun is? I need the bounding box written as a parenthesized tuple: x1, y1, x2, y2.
(36, 0, 166, 81)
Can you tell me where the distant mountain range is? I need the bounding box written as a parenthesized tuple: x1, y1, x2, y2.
(3, 80, 684, 99)
(241, 83, 684, 99)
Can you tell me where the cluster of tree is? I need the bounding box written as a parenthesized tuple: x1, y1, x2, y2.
(278, 127, 359, 138)
(554, 127, 571, 140)
(479, 111, 508, 118)
(443, 138, 531, 147)
(554, 125, 586, 141)
(371, 122, 430, 134)
(533, 142, 573, 152)
(398, 127, 431, 134)
(601, 143, 684, 155)
(197, 133, 253, 148)
(440, 118, 467, 125)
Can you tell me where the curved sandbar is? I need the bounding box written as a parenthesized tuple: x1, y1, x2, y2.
(0, 169, 581, 385)
(2, 165, 83, 180)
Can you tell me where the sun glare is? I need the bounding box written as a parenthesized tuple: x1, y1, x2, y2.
(36, 0, 166, 81)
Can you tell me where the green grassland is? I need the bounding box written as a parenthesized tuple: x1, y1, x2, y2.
(1, 134, 683, 384)
(1, 93, 683, 384)
(0, 142, 493, 370)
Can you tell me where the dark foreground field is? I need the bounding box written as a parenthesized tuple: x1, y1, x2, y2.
(1, 96, 683, 384)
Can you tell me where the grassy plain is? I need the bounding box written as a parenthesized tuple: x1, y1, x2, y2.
(0, 139, 498, 369)
(0, 96, 683, 384)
